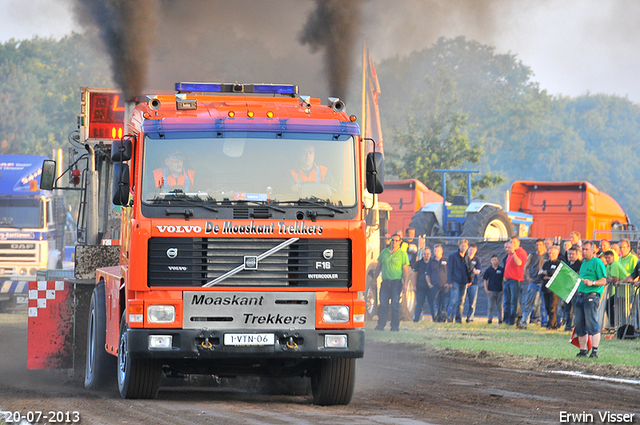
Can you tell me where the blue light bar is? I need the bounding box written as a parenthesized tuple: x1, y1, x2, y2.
(252, 84, 298, 95)
(175, 82, 298, 95)
(175, 82, 222, 92)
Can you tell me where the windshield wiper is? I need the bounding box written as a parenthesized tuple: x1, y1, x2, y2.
(296, 197, 347, 214)
(233, 200, 286, 214)
(151, 190, 219, 213)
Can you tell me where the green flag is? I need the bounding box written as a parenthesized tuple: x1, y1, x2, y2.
(545, 262, 582, 303)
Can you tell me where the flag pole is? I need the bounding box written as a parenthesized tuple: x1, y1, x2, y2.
(361, 40, 367, 141)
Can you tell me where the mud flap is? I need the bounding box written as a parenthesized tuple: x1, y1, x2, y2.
(27, 281, 74, 369)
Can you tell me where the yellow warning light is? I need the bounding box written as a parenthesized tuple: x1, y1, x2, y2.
(266, 111, 274, 118)
(349, 115, 357, 122)
(247, 111, 254, 118)
(228, 111, 235, 118)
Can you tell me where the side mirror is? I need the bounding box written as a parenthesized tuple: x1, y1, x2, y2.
(112, 163, 130, 206)
(366, 152, 384, 194)
(40, 160, 57, 190)
(111, 137, 133, 162)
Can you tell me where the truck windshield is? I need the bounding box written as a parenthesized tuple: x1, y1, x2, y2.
(141, 134, 357, 207)
(0, 198, 43, 229)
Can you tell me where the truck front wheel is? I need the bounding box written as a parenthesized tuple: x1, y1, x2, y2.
(117, 313, 162, 399)
(310, 358, 356, 405)
(84, 282, 116, 390)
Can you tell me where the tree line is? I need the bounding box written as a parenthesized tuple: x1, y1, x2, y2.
(1, 33, 639, 223)
(373, 36, 640, 225)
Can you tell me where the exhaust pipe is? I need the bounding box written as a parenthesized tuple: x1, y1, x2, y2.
(328, 97, 345, 113)
(147, 95, 161, 111)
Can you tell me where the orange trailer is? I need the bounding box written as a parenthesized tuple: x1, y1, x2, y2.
(509, 181, 630, 240)
(378, 179, 443, 235)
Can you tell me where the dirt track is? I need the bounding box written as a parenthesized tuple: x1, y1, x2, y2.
(1, 315, 639, 425)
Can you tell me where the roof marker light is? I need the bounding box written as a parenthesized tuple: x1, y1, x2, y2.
(247, 111, 254, 118)
(228, 111, 235, 118)
(266, 111, 274, 118)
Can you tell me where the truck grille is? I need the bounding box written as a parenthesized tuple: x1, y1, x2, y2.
(148, 238, 351, 287)
(0, 243, 37, 262)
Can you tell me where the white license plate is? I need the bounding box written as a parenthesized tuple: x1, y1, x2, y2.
(15, 295, 28, 304)
(224, 333, 275, 346)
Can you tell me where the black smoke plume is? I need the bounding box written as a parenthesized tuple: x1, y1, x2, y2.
(72, 0, 157, 100)
(299, 0, 363, 101)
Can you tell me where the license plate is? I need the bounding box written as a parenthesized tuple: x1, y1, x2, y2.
(224, 333, 275, 346)
(15, 295, 28, 304)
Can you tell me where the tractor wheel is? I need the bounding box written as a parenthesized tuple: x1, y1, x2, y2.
(84, 282, 117, 390)
(409, 211, 439, 237)
(462, 206, 514, 240)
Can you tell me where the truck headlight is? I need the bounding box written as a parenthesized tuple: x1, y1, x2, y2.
(322, 305, 349, 323)
(147, 305, 175, 323)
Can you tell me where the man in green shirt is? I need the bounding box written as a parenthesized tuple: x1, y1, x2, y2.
(374, 234, 411, 331)
(618, 239, 637, 276)
(604, 251, 627, 328)
(575, 241, 607, 359)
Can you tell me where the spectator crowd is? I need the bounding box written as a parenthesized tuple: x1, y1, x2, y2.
(375, 228, 640, 359)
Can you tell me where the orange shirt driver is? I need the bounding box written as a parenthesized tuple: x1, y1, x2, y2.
(153, 151, 195, 190)
(290, 145, 328, 192)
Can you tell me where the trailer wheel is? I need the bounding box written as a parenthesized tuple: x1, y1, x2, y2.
(409, 211, 439, 237)
(84, 282, 116, 390)
(461, 206, 514, 240)
(310, 358, 356, 406)
(400, 278, 416, 321)
(365, 272, 378, 321)
(117, 312, 162, 399)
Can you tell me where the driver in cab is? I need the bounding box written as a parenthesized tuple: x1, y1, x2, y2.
(153, 150, 195, 191)
(290, 144, 334, 193)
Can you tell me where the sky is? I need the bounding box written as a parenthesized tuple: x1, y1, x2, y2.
(1, 0, 639, 104)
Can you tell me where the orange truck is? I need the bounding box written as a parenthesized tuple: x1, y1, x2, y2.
(509, 181, 634, 240)
(30, 83, 384, 405)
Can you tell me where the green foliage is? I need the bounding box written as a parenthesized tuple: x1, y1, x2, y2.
(0, 33, 112, 157)
(376, 36, 640, 222)
(2, 33, 640, 223)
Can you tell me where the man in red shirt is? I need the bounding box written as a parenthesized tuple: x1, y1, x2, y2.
(503, 236, 528, 325)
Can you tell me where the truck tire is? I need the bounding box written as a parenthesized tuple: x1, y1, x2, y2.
(84, 282, 116, 390)
(365, 272, 378, 321)
(311, 358, 356, 406)
(461, 206, 514, 240)
(400, 277, 415, 321)
(409, 211, 439, 237)
(117, 312, 162, 399)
